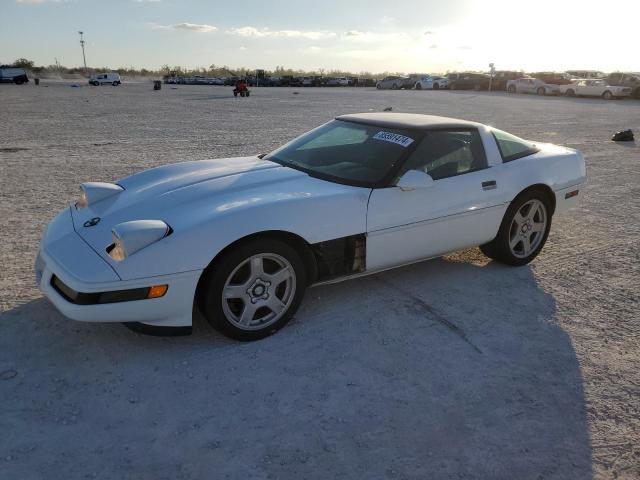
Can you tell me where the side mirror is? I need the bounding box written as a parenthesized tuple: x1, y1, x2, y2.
(396, 170, 435, 191)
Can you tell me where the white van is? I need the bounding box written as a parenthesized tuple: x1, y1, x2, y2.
(89, 72, 121, 86)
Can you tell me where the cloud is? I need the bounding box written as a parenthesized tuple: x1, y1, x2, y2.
(133, 0, 161, 2)
(150, 22, 217, 33)
(341, 30, 408, 43)
(225, 26, 335, 40)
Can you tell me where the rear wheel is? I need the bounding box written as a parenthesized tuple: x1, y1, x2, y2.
(112, 81, 118, 86)
(14, 78, 24, 85)
(415, 83, 422, 90)
(199, 238, 308, 341)
(433, 83, 440, 90)
(565, 89, 575, 97)
(537, 87, 546, 96)
(602, 90, 613, 100)
(480, 190, 552, 266)
(392, 83, 398, 90)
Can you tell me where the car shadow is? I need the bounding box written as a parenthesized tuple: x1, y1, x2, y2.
(0, 249, 592, 479)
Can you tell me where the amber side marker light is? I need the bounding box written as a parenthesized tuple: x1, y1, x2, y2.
(147, 285, 169, 299)
(565, 190, 579, 199)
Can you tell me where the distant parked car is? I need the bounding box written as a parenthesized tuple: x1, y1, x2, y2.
(0, 66, 29, 85)
(606, 72, 640, 99)
(448, 73, 491, 90)
(565, 70, 606, 80)
(326, 77, 349, 87)
(528, 72, 573, 85)
(376, 76, 408, 90)
(414, 75, 434, 90)
(559, 79, 632, 99)
(430, 76, 449, 90)
(507, 77, 560, 96)
(89, 72, 121, 86)
(491, 71, 524, 91)
(402, 74, 428, 89)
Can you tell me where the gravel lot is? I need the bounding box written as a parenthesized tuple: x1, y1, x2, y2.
(1, 82, 638, 480)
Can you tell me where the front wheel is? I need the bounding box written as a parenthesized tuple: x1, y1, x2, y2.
(537, 87, 546, 96)
(415, 83, 422, 90)
(602, 90, 613, 100)
(565, 89, 575, 97)
(199, 238, 308, 341)
(480, 190, 552, 266)
(433, 83, 440, 90)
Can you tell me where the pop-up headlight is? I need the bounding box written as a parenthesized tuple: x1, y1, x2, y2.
(108, 220, 171, 261)
(77, 182, 124, 209)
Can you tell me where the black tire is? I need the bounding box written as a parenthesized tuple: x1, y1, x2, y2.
(602, 90, 613, 100)
(392, 83, 398, 90)
(233, 91, 238, 97)
(537, 87, 546, 96)
(433, 83, 440, 90)
(199, 238, 308, 341)
(376, 84, 382, 90)
(14, 78, 24, 85)
(246, 91, 250, 97)
(507, 85, 516, 93)
(565, 89, 575, 97)
(480, 189, 553, 266)
(415, 83, 422, 90)
(112, 81, 118, 86)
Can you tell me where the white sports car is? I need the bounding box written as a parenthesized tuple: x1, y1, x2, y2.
(36, 113, 586, 340)
(559, 79, 632, 99)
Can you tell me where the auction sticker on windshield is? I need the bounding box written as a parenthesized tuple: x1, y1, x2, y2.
(372, 131, 415, 147)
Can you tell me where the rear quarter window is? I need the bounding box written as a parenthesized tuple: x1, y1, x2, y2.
(492, 128, 540, 162)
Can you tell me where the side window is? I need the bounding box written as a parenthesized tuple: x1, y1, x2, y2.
(401, 130, 487, 181)
(492, 128, 540, 162)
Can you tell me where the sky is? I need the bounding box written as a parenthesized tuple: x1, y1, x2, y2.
(1, 0, 639, 74)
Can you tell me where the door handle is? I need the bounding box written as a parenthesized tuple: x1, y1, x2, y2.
(482, 180, 497, 190)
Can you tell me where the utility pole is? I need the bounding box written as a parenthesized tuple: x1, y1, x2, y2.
(78, 31, 87, 70)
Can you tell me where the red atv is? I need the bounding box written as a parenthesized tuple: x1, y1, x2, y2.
(233, 81, 250, 97)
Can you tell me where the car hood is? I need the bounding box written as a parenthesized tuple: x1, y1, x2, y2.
(71, 156, 295, 243)
(70, 156, 369, 279)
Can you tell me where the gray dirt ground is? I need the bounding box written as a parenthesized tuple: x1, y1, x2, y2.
(0, 82, 638, 480)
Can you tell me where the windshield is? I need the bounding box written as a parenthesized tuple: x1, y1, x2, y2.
(265, 120, 420, 187)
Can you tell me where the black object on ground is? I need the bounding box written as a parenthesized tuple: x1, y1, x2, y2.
(612, 129, 634, 141)
(153, 80, 161, 91)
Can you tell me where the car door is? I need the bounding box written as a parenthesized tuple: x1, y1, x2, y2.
(366, 128, 507, 271)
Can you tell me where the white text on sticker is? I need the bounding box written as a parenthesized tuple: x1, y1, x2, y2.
(372, 131, 414, 147)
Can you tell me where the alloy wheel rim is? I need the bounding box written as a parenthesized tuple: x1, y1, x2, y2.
(508, 199, 547, 258)
(221, 253, 296, 330)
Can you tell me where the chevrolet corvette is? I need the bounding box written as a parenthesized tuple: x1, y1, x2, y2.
(36, 113, 586, 340)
